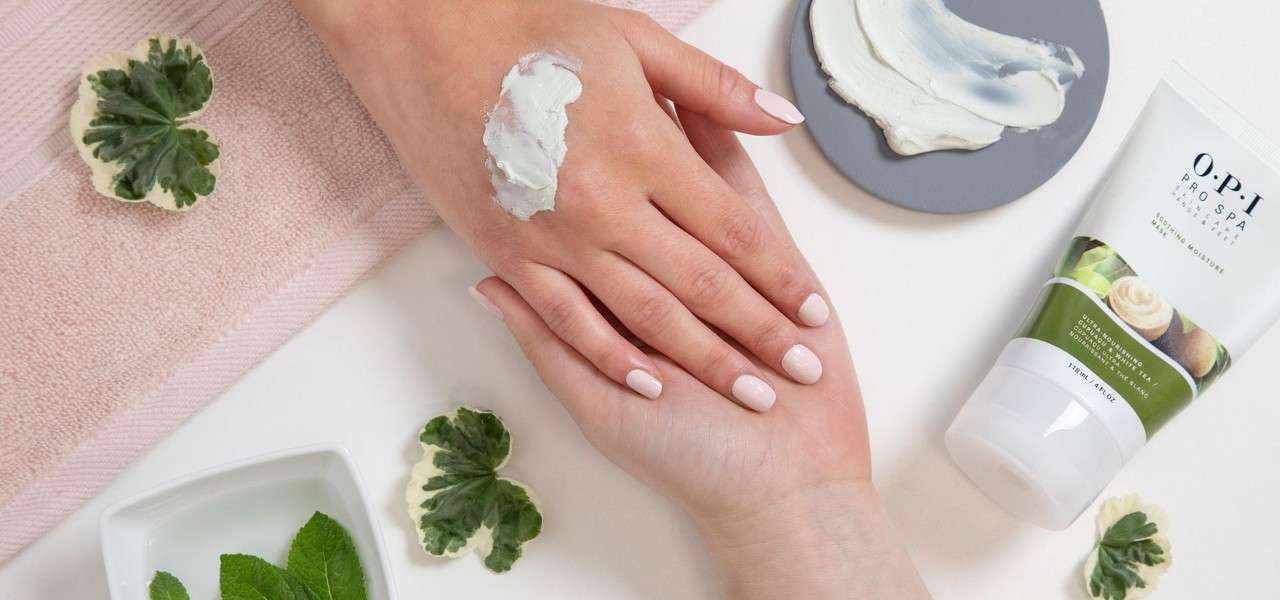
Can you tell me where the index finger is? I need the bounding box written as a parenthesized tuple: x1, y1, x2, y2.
(650, 109, 830, 328)
(674, 106, 789, 234)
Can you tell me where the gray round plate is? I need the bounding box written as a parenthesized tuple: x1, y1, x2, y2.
(789, 0, 1109, 213)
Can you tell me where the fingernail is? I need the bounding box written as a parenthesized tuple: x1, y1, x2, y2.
(754, 89, 805, 125)
(468, 286, 503, 320)
(626, 369, 663, 400)
(732, 374, 776, 412)
(798, 293, 829, 327)
(781, 344, 823, 385)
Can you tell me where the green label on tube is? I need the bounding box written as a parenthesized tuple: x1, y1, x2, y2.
(1016, 237, 1233, 437)
(1018, 283, 1192, 436)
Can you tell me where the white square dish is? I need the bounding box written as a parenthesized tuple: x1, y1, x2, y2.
(100, 444, 395, 599)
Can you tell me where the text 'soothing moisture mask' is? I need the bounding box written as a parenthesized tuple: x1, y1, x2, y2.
(810, 0, 1084, 155)
(947, 65, 1280, 530)
(483, 52, 582, 220)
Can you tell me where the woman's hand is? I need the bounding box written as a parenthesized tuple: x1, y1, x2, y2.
(294, 0, 829, 410)
(474, 109, 930, 599)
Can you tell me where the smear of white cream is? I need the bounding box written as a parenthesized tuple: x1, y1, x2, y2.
(811, 0, 1084, 155)
(811, 0, 1002, 155)
(483, 52, 582, 220)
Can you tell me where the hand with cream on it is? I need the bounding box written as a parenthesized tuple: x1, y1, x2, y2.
(475, 110, 930, 599)
(294, 0, 828, 410)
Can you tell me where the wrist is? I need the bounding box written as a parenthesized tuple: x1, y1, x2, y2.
(695, 480, 930, 599)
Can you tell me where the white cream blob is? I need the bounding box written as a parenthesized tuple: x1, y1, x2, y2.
(811, 0, 1085, 155)
(483, 52, 582, 220)
(811, 0, 1002, 154)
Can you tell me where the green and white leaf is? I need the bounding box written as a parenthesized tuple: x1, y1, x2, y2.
(220, 553, 319, 600)
(148, 571, 189, 600)
(1084, 495, 1172, 600)
(405, 406, 543, 573)
(69, 34, 219, 211)
(287, 511, 368, 600)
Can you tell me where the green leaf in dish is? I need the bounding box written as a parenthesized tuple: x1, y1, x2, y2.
(287, 511, 367, 600)
(148, 571, 189, 600)
(220, 553, 320, 600)
(69, 35, 219, 210)
(406, 406, 543, 573)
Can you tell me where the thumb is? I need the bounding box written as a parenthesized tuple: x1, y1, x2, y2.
(615, 10, 804, 134)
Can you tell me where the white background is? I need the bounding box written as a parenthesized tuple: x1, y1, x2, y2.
(3, 0, 1280, 598)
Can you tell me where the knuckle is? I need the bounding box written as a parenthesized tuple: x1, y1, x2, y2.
(556, 165, 602, 204)
(542, 298, 581, 340)
(622, 8, 659, 32)
(721, 211, 765, 257)
(555, 170, 628, 227)
(774, 262, 811, 302)
(486, 251, 528, 279)
(699, 344, 736, 380)
(713, 61, 749, 105)
(599, 345, 632, 373)
(619, 117, 663, 154)
(750, 318, 793, 355)
(688, 265, 730, 306)
(630, 293, 672, 337)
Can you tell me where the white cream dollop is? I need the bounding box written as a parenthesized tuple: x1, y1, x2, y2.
(811, 0, 1084, 155)
(483, 52, 582, 220)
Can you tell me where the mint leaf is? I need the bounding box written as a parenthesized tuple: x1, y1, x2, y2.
(220, 553, 319, 600)
(148, 571, 188, 600)
(287, 512, 367, 600)
(72, 36, 218, 210)
(1088, 511, 1166, 600)
(406, 406, 543, 573)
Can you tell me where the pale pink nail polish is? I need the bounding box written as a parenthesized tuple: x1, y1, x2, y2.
(754, 89, 805, 125)
(468, 286, 503, 320)
(782, 344, 823, 385)
(626, 369, 663, 399)
(732, 374, 776, 412)
(798, 293, 830, 327)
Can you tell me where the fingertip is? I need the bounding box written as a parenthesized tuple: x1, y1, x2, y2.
(472, 277, 534, 331)
(731, 374, 776, 412)
(468, 285, 504, 320)
(625, 368, 663, 400)
(473, 275, 509, 299)
(781, 344, 823, 385)
(798, 292, 830, 327)
(753, 89, 805, 127)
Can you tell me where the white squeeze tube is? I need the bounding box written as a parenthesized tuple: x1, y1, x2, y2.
(946, 64, 1280, 530)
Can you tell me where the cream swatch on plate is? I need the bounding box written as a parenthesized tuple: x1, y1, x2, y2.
(811, 0, 1084, 155)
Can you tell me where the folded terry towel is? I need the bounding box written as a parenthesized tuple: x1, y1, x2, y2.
(0, 0, 711, 563)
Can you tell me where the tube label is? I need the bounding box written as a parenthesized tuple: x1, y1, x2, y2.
(1011, 258, 1224, 441)
(1002, 66, 1280, 444)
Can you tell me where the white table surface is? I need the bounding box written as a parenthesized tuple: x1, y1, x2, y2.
(4, 1, 1280, 598)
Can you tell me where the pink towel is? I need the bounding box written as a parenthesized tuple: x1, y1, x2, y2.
(0, 0, 711, 562)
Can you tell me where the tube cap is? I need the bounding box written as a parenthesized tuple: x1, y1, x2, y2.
(946, 365, 1126, 530)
